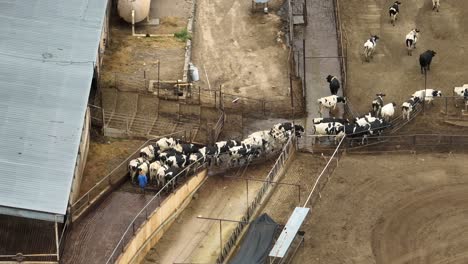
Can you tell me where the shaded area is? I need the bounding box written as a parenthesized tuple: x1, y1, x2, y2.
(229, 213, 278, 264)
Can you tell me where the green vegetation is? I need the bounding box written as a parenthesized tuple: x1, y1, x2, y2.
(174, 28, 191, 42)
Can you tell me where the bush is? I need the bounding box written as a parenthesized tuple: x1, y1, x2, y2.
(174, 28, 191, 42)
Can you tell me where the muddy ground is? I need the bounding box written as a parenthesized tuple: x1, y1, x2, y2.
(290, 153, 468, 264)
(342, 0, 468, 124)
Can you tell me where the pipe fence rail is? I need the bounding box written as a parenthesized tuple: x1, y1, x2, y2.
(105, 158, 208, 264)
(70, 131, 190, 222)
(215, 136, 297, 264)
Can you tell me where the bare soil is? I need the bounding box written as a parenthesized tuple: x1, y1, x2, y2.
(290, 153, 468, 264)
(341, 0, 468, 125)
(192, 0, 291, 99)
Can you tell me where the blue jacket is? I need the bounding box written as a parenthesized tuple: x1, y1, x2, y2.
(138, 174, 148, 188)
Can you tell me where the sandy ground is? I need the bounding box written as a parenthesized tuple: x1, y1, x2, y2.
(192, 0, 290, 99)
(288, 153, 468, 264)
(143, 161, 274, 263)
(341, 0, 468, 117)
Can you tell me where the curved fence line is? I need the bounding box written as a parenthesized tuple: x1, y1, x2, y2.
(106, 158, 208, 264)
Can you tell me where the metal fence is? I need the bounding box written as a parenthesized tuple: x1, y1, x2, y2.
(70, 131, 189, 222)
(215, 135, 297, 264)
(105, 158, 208, 264)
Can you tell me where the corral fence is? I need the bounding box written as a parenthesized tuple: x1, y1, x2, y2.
(105, 158, 208, 264)
(216, 136, 297, 264)
(69, 131, 190, 223)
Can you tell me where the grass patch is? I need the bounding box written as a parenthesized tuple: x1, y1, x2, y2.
(174, 28, 191, 42)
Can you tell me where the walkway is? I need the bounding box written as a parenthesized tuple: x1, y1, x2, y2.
(62, 186, 152, 264)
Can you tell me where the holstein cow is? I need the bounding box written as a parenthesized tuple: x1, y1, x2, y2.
(381, 102, 396, 121)
(164, 154, 188, 169)
(128, 157, 150, 183)
(419, 50, 436, 74)
(389, 1, 402, 26)
(156, 165, 181, 189)
(354, 113, 378, 127)
(157, 149, 178, 163)
(412, 89, 442, 104)
(140, 144, 156, 161)
(372, 93, 386, 117)
(149, 161, 164, 184)
(270, 122, 305, 142)
(313, 122, 344, 144)
(153, 137, 177, 153)
(432, 0, 440, 12)
(228, 145, 259, 166)
(173, 142, 200, 155)
(401, 96, 420, 120)
(405, 29, 420, 56)
(339, 124, 372, 146)
(368, 119, 391, 136)
(317, 95, 347, 117)
(453, 85, 468, 107)
(244, 130, 277, 153)
(326, 75, 340, 95)
(364, 35, 380, 62)
(313, 117, 349, 125)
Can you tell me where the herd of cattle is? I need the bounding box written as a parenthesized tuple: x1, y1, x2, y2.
(314, 87, 447, 145)
(127, 122, 305, 188)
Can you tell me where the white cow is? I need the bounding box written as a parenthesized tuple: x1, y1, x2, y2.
(129, 157, 146, 180)
(354, 113, 378, 127)
(453, 85, 468, 107)
(317, 95, 347, 116)
(381, 103, 396, 121)
(401, 96, 420, 121)
(149, 161, 163, 183)
(364, 35, 379, 62)
(412, 89, 442, 104)
(140, 144, 156, 161)
(405, 29, 420, 56)
(154, 137, 177, 152)
(313, 122, 344, 144)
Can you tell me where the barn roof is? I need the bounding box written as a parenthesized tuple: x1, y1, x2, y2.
(0, 0, 108, 222)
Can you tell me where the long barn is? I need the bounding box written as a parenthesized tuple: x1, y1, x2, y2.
(0, 0, 110, 262)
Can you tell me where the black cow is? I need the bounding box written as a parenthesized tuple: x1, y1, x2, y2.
(326, 75, 341, 95)
(342, 124, 372, 146)
(389, 1, 401, 26)
(419, 50, 436, 74)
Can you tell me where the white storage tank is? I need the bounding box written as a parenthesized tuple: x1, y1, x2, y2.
(117, 0, 151, 24)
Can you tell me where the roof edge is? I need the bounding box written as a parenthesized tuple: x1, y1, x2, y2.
(0, 205, 64, 223)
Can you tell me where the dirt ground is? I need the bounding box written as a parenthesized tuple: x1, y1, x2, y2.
(143, 161, 274, 264)
(288, 153, 468, 264)
(341, 0, 468, 120)
(79, 132, 144, 196)
(192, 0, 291, 99)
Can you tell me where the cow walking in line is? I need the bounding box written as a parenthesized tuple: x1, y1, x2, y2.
(326, 75, 340, 95)
(419, 50, 436, 74)
(432, 0, 440, 12)
(364, 35, 379, 62)
(405, 29, 420, 56)
(372, 93, 386, 117)
(389, 1, 402, 26)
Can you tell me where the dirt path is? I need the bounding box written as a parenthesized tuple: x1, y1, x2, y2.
(341, 0, 468, 116)
(286, 153, 468, 264)
(143, 162, 274, 263)
(192, 0, 290, 100)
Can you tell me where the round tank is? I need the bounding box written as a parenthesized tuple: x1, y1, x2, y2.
(117, 0, 151, 24)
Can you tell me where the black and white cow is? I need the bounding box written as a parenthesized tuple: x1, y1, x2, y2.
(339, 124, 372, 146)
(153, 137, 177, 153)
(157, 149, 178, 163)
(401, 96, 420, 120)
(372, 93, 386, 117)
(188, 152, 206, 165)
(381, 102, 396, 121)
(389, 1, 401, 26)
(354, 113, 378, 127)
(149, 161, 164, 184)
(368, 119, 391, 136)
(228, 145, 259, 166)
(313, 117, 349, 125)
(317, 95, 347, 116)
(243, 130, 276, 152)
(164, 154, 188, 168)
(412, 89, 442, 104)
(405, 29, 420, 56)
(271, 122, 305, 140)
(432, 0, 440, 12)
(140, 144, 156, 161)
(173, 143, 199, 155)
(364, 35, 380, 62)
(453, 85, 468, 107)
(313, 122, 344, 144)
(419, 50, 436, 74)
(128, 157, 150, 182)
(326, 75, 340, 95)
(156, 165, 181, 189)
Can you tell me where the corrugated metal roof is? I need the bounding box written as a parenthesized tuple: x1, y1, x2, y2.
(0, 0, 108, 219)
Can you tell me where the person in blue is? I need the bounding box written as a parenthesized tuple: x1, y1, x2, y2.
(137, 169, 148, 194)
